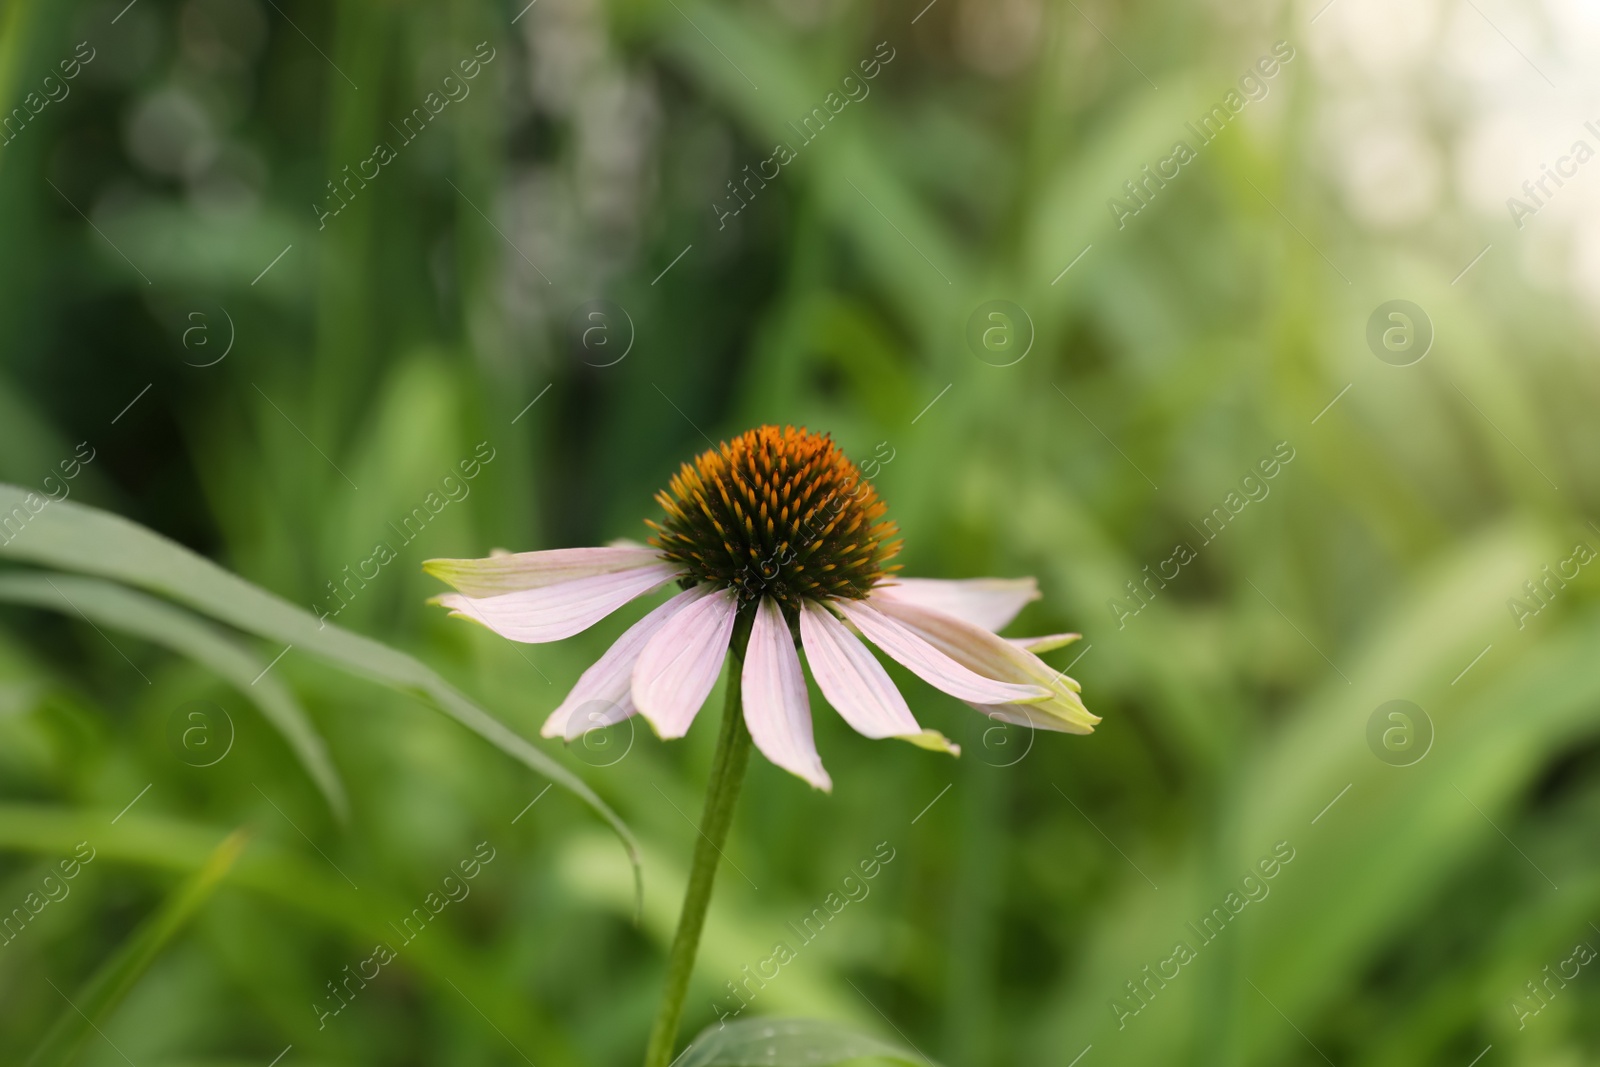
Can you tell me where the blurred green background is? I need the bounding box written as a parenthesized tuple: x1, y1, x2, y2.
(2, 0, 1598, 1063)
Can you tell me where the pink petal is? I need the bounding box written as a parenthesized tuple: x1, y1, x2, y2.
(632, 587, 739, 739)
(873, 598, 1097, 731)
(831, 598, 1051, 705)
(437, 563, 678, 644)
(968, 701, 1098, 735)
(743, 597, 831, 791)
(541, 585, 711, 739)
(871, 577, 1039, 631)
(800, 601, 959, 756)
(799, 600, 921, 739)
(876, 597, 1072, 688)
(562, 697, 635, 740)
(425, 545, 664, 597)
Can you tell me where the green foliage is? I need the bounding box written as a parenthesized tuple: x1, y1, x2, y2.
(0, 483, 642, 897)
(26, 829, 247, 1067)
(0, 572, 348, 820)
(1, 0, 1596, 1064)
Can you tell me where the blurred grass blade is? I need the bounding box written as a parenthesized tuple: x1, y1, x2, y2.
(677, 1017, 940, 1067)
(25, 828, 249, 1067)
(0, 484, 643, 907)
(0, 571, 349, 821)
(0, 0, 42, 182)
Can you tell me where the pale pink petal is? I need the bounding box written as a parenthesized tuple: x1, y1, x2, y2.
(831, 598, 1051, 705)
(1009, 633, 1082, 654)
(425, 545, 664, 597)
(875, 596, 1070, 690)
(743, 597, 831, 791)
(437, 563, 678, 643)
(541, 585, 711, 739)
(800, 601, 958, 755)
(969, 701, 1098, 735)
(799, 600, 917, 738)
(632, 588, 739, 739)
(873, 598, 1098, 731)
(563, 697, 635, 740)
(871, 577, 1039, 631)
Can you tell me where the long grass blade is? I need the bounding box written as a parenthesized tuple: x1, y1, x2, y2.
(24, 828, 249, 1067)
(0, 484, 643, 908)
(0, 571, 348, 821)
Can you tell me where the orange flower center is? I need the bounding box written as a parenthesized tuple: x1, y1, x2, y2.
(648, 426, 900, 610)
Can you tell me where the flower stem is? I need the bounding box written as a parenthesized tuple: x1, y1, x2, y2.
(642, 624, 754, 1067)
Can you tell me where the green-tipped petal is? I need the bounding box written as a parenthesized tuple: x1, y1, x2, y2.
(423, 545, 664, 597)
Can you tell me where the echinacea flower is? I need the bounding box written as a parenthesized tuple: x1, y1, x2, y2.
(425, 425, 1095, 790)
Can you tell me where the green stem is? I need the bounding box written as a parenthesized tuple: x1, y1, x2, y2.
(642, 624, 754, 1067)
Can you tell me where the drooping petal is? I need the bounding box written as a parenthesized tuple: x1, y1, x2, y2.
(901, 730, 963, 753)
(1009, 633, 1082, 654)
(563, 697, 634, 739)
(871, 577, 1039, 631)
(541, 585, 711, 739)
(436, 563, 679, 644)
(743, 597, 831, 791)
(970, 701, 1096, 735)
(632, 587, 739, 739)
(424, 545, 664, 597)
(875, 596, 1075, 692)
(831, 599, 1051, 705)
(872, 597, 1098, 732)
(799, 600, 958, 756)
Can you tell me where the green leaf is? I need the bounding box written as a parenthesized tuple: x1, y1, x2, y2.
(25, 828, 249, 1067)
(677, 1018, 939, 1067)
(0, 571, 349, 821)
(0, 485, 642, 908)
